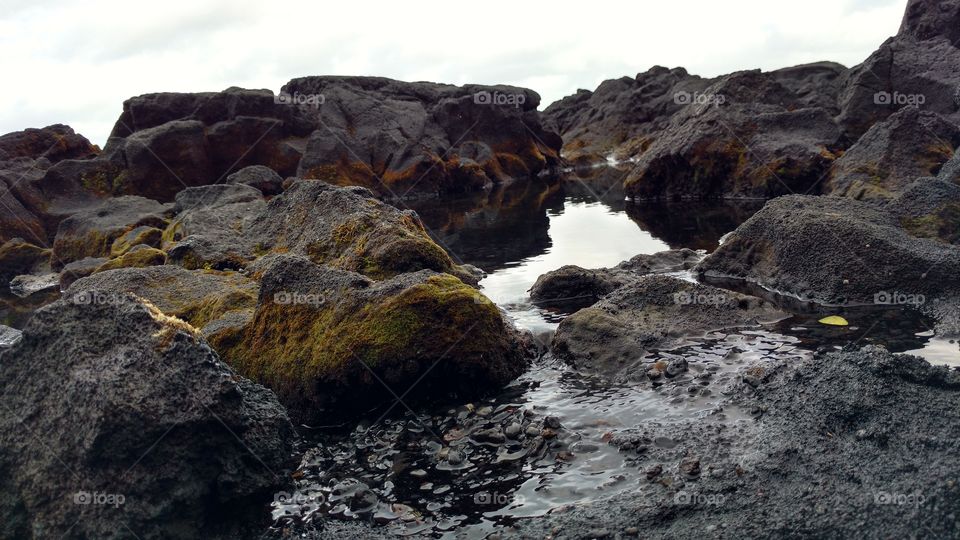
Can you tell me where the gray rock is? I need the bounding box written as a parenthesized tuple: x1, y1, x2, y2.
(826, 107, 960, 200)
(552, 274, 786, 378)
(0, 292, 295, 539)
(886, 178, 960, 244)
(58, 256, 110, 289)
(226, 165, 285, 196)
(8, 273, 59, 297)
(0, 324, 21, 348)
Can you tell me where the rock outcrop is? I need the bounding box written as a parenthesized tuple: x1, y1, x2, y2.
(0, 293, 295, 539)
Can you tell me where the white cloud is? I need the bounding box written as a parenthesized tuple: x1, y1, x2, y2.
(0, 0, 905, 146)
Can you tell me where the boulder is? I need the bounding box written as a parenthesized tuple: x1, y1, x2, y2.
(110, 225, 163, 256)
(50, 196, 170, 268)
(826, 108, 960, 199)
(887, 178, 960, 244)
(0, 171, 47, 245)
(697, 195, 960, 307)
(622, 70, 843, 200)
(837, 1, 960, 139)
(0, 293, 295, 539)
(94, 245, 167, 272)
(58, 256, 109, 289)
(215, 255, 533, 422)
(0, 238, 50, 280)
(226, 165, 285, 196)
(529, 248, 702, 309)
(552, 274, 786, 378)
(8, 273, 59, 298)
(245, 179, 463, 280)
(0, 124, 98, 163)
(287, 76, 562, 195)
(0, 324, 20, 349)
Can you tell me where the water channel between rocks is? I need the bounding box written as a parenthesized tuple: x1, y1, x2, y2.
(270, 173, 958, 538)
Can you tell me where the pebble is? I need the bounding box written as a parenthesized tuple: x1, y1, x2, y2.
(679, 456, 701, 478)
(505, 423, 522, 438)
(624, 526, 640, 536)
(541, 428, 558, 440)
(447, 450, 463, 465)
(586, 528, 611, 538)
(666, 358, 689, 377)
(544, 416, 562, 429)
(409, 468, 428, 478)
(645, 464, 663, 480)
(525, 426, 541, 437)
(477, 406, 493, 417)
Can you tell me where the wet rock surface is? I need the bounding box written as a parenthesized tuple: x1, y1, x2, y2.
(0, 293, 296, 539)
(552, 274, 787, 379)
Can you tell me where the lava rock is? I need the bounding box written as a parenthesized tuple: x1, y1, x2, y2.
(226, 164, 285, 196)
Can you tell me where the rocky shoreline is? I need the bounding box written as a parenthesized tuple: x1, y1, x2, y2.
(1, 0, 959, 538)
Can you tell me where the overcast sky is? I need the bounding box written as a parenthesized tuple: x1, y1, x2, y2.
(0, 0, 905, 146)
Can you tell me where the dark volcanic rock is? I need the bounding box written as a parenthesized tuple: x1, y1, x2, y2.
(529, 248, 702, 308)
(50, 196, 170, 268)
(226, 164, 285, 196)
(285, 76, 562, 195)
(214, 255, 534, 422)
(0, 238, 50, 280)
(508, 346, 960, 539)
(0, 293, 295, 539)
(837, 1, 960, 139)
(0, 124, 98, 162)
(697, 195, 960, 308)
(622, 70, 843, 200)
(826, 107, 960, 199)
(552, 274, 786, 378)
(58, 256, 110, 289)
(888, 178, 960, 244)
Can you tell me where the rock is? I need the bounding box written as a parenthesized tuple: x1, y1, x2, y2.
(505, 423, 522, 439)
(887, 178, 960, 244)
(697, 195, 960, 309)
(679, 456, 701, 478)
(552, 275, 786, 378)
(0, 124, 98, 162)
(837, 4, 960, 139)
(0, 238, 50, 280)
(0, 324, 21, 349)
(530, 249, 703, 309)
(286, 76, 562, 195)
(0, 293, 295, 539)
(544, 416, 562, 429)
(623, 70, 842, 200)
(110, 225, 163, 256)
(55, 256, 107, 291)
(826, 108, 960, 200)
(245, 179, 465, 280)
(94, 245, 167, 272)
(0, 169, 47, 245)
(50, 196, 170, 268)
(214, 255, 533, 422)
(665, 358, 689, 378)
(8, 273, 59, 298)
(164, 184, 266, 270)
(226, 164, 285, 196)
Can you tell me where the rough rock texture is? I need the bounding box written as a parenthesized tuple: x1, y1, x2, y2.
(837, 0, 960, 139)
(0, 238, 50, 280)
(542, 66, 711, 163)
(110, 225, 163, 256)
(285, 76, 562, 196)
(50, 196, 170, 268)
(216, 255, 533, 422)
(529, 248, 703, 308)
(8, 273, 59, 298)
(622, 70, 843, 200)
(552, 274, 786, 379)
(0, 124, 98, 163)
(244, 179, 463, 280)
(0, 324, 20, 348)
(887, 178, 960, 244)
(697, 195, 960, 307)
(58, 256, 109, 289)
(508, 346, 960, 539)
(226, 164, 285, 196)
(94, 245, 167, 272)
(68, 265, 259, 338)
(0, 293, 295, 539)
(826, 107, 960, 199)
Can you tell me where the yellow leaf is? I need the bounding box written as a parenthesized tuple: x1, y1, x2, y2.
(818, 315, 849, 326)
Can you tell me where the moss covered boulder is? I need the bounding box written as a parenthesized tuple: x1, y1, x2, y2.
(94, 245, 167, 272)
(67, 265, 259, 337)
(0, 238, 50, 280)
(50, 196, 170, 268)
(246, 179, 463, 280)
(217, 255, 533, 422)
(110, 225, 163, 256)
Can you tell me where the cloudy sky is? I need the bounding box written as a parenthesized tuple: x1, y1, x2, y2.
(1, 0, 905, 146)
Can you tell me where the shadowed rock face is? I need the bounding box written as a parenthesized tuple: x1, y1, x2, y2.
(0, 124, 98, 163)
(285, 76, 562, 196)
(0, 293, 295, 539)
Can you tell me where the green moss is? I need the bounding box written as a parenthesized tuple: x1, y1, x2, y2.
(94, 247, 167, 273)
(111, 227, 162, 257)
(901, 203, 960, 244)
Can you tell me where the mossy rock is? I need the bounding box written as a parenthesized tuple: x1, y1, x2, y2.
(0, 239, 50, 279)
(68, 265, 259, 332)
(110, 226, 163, 257)
(95, 246, 167, 273)
(218, 255, 532, 422)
